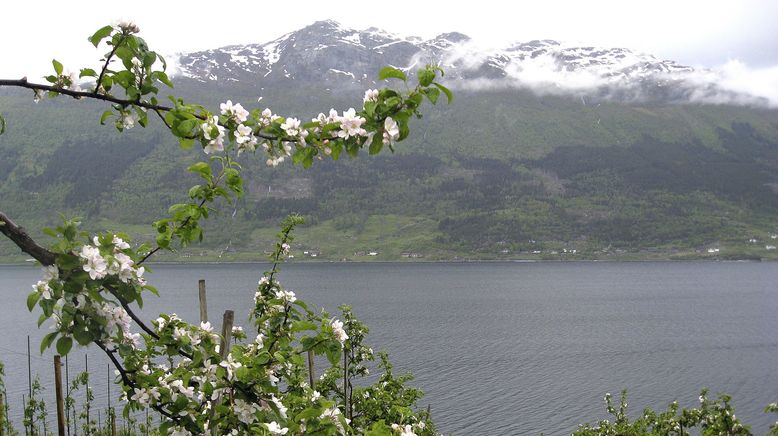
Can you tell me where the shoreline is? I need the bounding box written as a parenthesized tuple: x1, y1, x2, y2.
(1, 257, 773, 267)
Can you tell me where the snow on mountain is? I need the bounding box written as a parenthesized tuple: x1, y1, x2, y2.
(175, 20, 770, 106)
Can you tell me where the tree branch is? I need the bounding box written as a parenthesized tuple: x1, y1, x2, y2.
(0, 78, 174, 113)
(0, 79, 280, 141)
(0, 210, 57, 265)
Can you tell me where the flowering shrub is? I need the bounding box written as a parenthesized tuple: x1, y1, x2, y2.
(0, 21, 451, 435)
(574, 389, 778, 436)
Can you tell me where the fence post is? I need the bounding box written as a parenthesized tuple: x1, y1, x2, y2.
(0, 388, 5, 436)
(198, 280, 208, 324)
(219, 310, 234, 358)
(54, 355, 66, 436)
(307, 350, 315, 389)
(343, 348, 349, 420)
(210, 310, 234, 436)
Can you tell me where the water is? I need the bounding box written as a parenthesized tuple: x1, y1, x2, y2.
(1, 261, 776, 434)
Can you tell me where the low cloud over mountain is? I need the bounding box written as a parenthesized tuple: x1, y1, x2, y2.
(174, 20, 778, 107)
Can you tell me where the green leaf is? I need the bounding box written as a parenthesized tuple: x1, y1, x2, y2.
(291, 320, 318, 332)
(418, 68, 435, 87)
(40, 332, 58, 353)
(52, 59, 63, 75)
(188, 162, 212, 179)
(178, 138, 195, 149)
(56, 336, 73, 355)
(143, 52, 157, 68)
(433, 82, 454, 103)
(99, 110, 113, 125)
(88, 25, 114, 48)
(378, 66, 407, 82)
(74, 329, 92, 346)
(177, 119, 198, 136)
(295, 407, 324, 421)
(424, 87, 440, 104)
(0, 114, 5, 135)
(369, 132, 383, 155)
(27, 291, 40, 311)
(79, 68, 97, 78)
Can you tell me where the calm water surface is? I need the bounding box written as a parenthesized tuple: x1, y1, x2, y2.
(1, 261, 776, 434)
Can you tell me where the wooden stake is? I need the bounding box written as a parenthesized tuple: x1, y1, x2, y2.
(26, 336, 32, 436)
(307, 350, 315, 389)
(343, 348, 349, 420)
(65, 355, 70, 436)
(208, 310, 234, 436)
(54, 356, 66, 436)
(198, 280, 208, 324)
(219, 310, 234, 359)
(0, 388, 5, 436)
(85, 355, 90, 431)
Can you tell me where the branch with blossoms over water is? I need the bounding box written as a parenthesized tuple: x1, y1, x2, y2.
(0, 21, 447, 435)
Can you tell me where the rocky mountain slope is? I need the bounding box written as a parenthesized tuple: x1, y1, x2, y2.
(177, 20, 765, 106)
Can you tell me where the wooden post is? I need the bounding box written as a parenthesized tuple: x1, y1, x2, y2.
(65, 354, 70, 436)
(198, 280, 208, 324)
(307, 350, 315, 389)
(219, 310, 234, 358)
(85, 355, 90, 431)
(108, 364, 116, 436)
(207, 310, 235, 436)
(54, 356, 66, 436)
(0, 388, 5, 436)
(21, 394, 25, 436)
(343, 348, 349, 420)
(26, 336, 32, 436)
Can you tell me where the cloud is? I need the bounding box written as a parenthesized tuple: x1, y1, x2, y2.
(442, 41, 778, 108)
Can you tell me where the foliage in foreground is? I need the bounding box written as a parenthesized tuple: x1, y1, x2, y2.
(573, 390, 778, 436)
(0, 20, 450, 435)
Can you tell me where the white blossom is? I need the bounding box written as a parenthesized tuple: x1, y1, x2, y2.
(270, 395, 288, 418)
(130, 387, 160, 405)
(331, 319, 349, 344)
(233, 398, 259, 424)
(116, 20, 140, 34)
(280, 117, 302, 137)
(219, 100, 249, 123)
(363, 88, 379, 103)
(112, 235, 130, 250)
(201, 116, 226, 154)
(265, 422, 288, 435)
(274, 289, 297, 303)
(33, 280, 52, 300)
(79, 245, 107, 280)
(337, 108, 367, 139)
(383, 117, 400, 145)
(66, 71, 82, 92)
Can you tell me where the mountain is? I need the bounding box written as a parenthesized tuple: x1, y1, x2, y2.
(1, 20, 778, 262)
(177, 20, 767, 106)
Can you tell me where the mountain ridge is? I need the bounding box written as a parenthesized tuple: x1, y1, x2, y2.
(175, 19, 768, 107)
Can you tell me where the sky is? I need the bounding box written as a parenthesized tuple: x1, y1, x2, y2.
(1, 0, 777, 79)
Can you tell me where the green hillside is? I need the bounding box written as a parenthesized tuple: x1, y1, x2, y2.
(1, 81, 778, 262)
